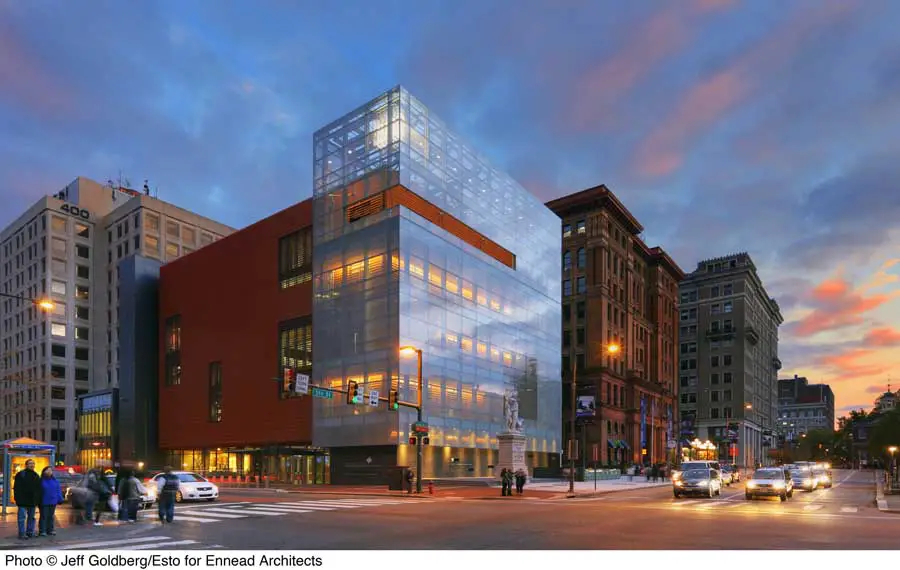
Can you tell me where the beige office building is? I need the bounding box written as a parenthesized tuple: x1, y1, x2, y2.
(0, 177, 233, 462)
(677, 253, 783, 467)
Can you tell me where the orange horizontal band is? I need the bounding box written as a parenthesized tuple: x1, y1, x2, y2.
(344, 184, 516, 270)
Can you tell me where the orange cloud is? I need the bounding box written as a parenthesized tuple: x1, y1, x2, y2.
(631, 0, 860, 178)
(790, 277, 900, 337)
(0, 21, 72, 115)
(818, 348, 888, 378)
(566, 0, 735, 132)
(863, 327, 900, 347)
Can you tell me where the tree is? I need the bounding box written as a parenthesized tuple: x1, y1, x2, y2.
(796, 429, 835, 461)
(868, 407, 900, 464)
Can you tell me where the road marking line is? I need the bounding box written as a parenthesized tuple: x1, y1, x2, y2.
(237, 508, 288, 515)
(170, 514, 222, 523)
(284, 501, 364, 508)
(243, 506, 314, 514)
(252, 504, 338, 511)
(57, 536, 171, 550)
(185, 508, 250, 518)
(841, 506, 858, 513)
(131, 540, 199, 549)
(804, 504, 824, 511)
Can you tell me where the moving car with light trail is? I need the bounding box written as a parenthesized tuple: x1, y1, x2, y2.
(790, 466, 817, 492)
(812, 466, 832, 488)
(746, 467, 793, 501)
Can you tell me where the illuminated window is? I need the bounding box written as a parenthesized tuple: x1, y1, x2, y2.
(391, 254, 404, 272)
(445, 273, 459, 294)
(51, 216, 67, 233)
(367, 254, 385, 277)
(461, 281, 474, 301)
(577, 220, 586, 234)
(408, 257, 425, 279)
(490, 347, 500, 361)
(461, 386, 473, 405)
(428, 381, 442, 401)
(280, 317, 312, 399)
(445, 385, 459, 401)
(166, 242, 179, 258)
(461, 337, 473, 352)
(503, 352, 513, 366)
(477, 342, 487, 356)
(51, 280, 66, 296)
(346, 260, 365, 282)
(145, 235, 159, 257)
(165, 315, 182, 386)
(445, 332, 459, 347)
(51, 323, 67, 337)
(476, 289, 487, 306)
(428, 266, 443, 287)
(489, 299, 501, 312)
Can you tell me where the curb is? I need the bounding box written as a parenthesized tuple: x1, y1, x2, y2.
(547, 483, 672, 500)
(875, 471, 891, 512)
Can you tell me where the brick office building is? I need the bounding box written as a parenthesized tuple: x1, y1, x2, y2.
(546, 185, 684, 467)
(157, 199, 326, 483)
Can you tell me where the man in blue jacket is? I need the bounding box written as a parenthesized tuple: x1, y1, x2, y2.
(13, 459, 42, 540)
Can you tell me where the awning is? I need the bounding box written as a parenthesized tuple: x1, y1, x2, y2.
(607, 439, 616, 447)
(620, 440, 631, 450)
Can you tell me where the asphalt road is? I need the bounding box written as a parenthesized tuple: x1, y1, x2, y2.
(12, 469, 898, 550)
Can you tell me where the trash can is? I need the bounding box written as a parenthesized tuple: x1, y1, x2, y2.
(387, 466, 409, 491)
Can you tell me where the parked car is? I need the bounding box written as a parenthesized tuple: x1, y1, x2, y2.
(148, 471, 219, 503)
(674, 468, 722, 498)
(746, 467, 793, 501)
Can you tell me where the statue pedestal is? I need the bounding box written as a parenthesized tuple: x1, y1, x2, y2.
(495, 432, 528, 479)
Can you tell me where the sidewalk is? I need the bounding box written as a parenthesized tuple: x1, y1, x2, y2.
(874, 470, 900, 513)
(0, 505, 84, 549)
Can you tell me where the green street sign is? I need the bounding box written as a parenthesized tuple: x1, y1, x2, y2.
(311, 387, 333, 400)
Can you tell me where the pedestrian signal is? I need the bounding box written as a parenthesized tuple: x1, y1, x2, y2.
(388, 390, 399, 411)
(347, 380, 360, 404)
(283, 368, 294, 394)
(409, 436, 416, 445)
(422, 437, 430, 446)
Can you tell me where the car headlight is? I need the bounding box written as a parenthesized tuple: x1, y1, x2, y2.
(674, 481, 684, 487)
(698, 480, 709, 486)
(211, 484, 219, 493)
(747, 482, 757, 489)
(773, 481, 786, 489)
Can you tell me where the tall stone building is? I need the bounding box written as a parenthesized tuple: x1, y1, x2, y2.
(547, 185, 683, 467)
(678, 253, 783, 467)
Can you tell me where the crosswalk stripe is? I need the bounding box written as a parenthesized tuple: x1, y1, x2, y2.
(58, 536, 171, 550)
(171, 514, 221, 523)
(804, 504, 824, 511)
(243, 506, 314, 513)
(184, 508, 249, 518)
(252, 504, 337, 511)
(131, 540, 199, 550)
(238, 508, 289, 515)
(284, 501, 363, 509)
(841, 506, 858, 513)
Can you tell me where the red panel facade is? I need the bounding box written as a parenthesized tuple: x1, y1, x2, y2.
(158, 200, 313, 450)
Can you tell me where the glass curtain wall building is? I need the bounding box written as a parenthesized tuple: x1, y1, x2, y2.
(311, 86, 561, 481)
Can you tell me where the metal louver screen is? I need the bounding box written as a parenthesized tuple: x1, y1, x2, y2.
(346, 193, 386, 223)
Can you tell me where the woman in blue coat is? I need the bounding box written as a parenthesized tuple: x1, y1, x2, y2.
(39, 467, 64, 537)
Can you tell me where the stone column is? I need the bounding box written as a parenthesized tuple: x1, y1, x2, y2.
(494, 432, 528, 479)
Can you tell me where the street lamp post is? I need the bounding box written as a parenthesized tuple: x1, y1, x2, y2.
(399, 346, 424, 494)
(888, 446, 898, 485)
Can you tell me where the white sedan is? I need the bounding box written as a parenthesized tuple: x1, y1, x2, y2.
(151, 471, 219, 503)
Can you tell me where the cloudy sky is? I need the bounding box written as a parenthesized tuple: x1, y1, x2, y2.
(2, 0, 898, 418)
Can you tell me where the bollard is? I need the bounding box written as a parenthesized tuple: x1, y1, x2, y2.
(428, 481, 434, 495)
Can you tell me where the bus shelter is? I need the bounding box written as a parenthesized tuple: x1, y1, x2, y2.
(1, 437, 56, 516)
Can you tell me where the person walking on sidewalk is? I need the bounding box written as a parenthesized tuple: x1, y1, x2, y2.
(157, 466, 180, 523)
(405, 469, 415, 495)
(14, 459, 42, 540)
(118, 468, 142, 523)
(85, 468, 113, 526)
(38, 467, 64, 537)
(515, 469, 527, 495)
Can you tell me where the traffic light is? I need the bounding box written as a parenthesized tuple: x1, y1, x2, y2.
(422, 437, 430, 446)
(283, 368, 294, 394)
(347, 380, 359, 404)
(388, 390, 399, 411)
(408, 436, 416, 445)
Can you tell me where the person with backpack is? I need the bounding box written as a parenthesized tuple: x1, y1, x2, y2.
(118, 469, 146, 523)
(156, 466, 180, 523)
(85, 468, 113, 526)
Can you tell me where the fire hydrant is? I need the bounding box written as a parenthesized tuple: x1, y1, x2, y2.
(428, 481, 434, 495)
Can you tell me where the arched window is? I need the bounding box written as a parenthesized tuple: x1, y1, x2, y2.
(577, 247, 586, 269)
(563, 251, 572, 270)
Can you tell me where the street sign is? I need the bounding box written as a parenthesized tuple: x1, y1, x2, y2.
(368, 390, 380, 406)
(294, 373, 310, 395)
(310, 387, 333, 399)
(592, 443, 599, 462)
(411, 421, 429, 434)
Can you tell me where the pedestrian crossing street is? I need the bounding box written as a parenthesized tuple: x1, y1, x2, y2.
(154, 497, 415, 524)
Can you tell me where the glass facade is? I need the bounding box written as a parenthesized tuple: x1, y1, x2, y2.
(312, 86, 561, 477)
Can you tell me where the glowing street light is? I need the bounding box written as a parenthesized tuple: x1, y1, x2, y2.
(36, 298, 55, 311)
(745, 403, 752, 410)
(399, 345, 424, 494)
(606, 343, 621, 355)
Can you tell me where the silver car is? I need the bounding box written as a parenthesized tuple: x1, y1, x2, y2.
(791, 467, 817, 492)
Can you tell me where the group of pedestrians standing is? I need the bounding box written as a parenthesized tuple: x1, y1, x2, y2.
(12, 461, 183, 539)
(499, 468, 527, 496)
(12, 459, 64, 540)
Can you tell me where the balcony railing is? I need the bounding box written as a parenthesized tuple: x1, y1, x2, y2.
(706, 326, 736, 340)
(745, 325, 759, 344)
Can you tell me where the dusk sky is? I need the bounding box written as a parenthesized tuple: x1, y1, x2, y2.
(2, 0, 898, 419)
